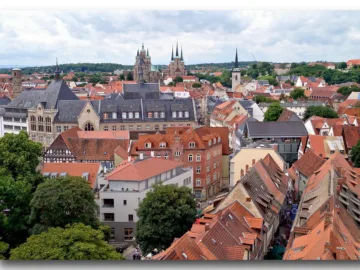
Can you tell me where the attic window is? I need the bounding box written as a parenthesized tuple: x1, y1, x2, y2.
(104, 151, 107, 155)
(189, 142, 195, 148)
(208, 141, 212, 146)
(87, 109, 90, 113)
(145, 143, 152, 148)
(159, 142, 166, 148)
(83, 151, 86, 154)
(218, 137, 221, 143)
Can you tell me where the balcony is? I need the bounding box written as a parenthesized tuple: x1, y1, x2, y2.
(102, 204, 114, 208)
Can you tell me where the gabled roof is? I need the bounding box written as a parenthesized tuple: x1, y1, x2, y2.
(77, 130, 130, 140)
(342, 125, 360, 150)
(277, 109, 302, 122)
(41, 162, 101, 188)
(290, 149, 325, 178)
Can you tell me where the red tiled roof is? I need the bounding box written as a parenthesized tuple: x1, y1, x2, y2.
(41, 162, 101, 188)
(77, 130, 129, 140)
(105, 157, 184, 181)
(347, 59, 360, 66)
(291, 149, 325, 178)
(342, 126, 360, 150)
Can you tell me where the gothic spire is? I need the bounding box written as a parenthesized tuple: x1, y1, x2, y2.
(180, 46, 183, 61)
(137, 49, 139, 57)
(171, 45, 174, 61)
(142, 43, 145, 51)
(147, 48, 149, 57)
(234, 48, 239, 68)
(55, 57, 60, 80)
(176, 41, 179, 57)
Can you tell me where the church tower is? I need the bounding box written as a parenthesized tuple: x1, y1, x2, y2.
(11, 68, 22, 99)
(232, 48, 241, 91)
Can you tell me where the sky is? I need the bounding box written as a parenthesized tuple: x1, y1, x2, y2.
(1, 10, 360, 66)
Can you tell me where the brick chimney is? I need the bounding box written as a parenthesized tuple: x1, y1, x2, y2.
(252, 159, 256, 166)
(246, 164, 249, 172)
(241, 169, 244, 177)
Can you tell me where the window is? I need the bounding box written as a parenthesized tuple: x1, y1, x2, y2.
(103, 113, 108, 119)
(123, 200, 127, 206)
(122, 112, 127, 119)
(38, 124, 44, 132)
(84, 122, 94, 131)
(206, 176, 210, 184)
(208, 140, 212, 146)
(196, 179, 201, 186)
(124, 228, 133, 241)
(174, 151, 181, 157)
(112, 125, 117, 131)
(112, 112, 117, 119)
(137, 125, 141, 130)
(218, 172, 220, 179)
(129, 214, 134, 222)
(46, 137, 52, 145)
(213, 150, 216, 157)
(196, 167, 201, 174)
(154, 112, 159, 118)
(45, 117, 51, 132)
(120, 125, 125, 130)
(196, 154, 201, 162)
(164, 152, 169, 159)
(160, 142, 166, 148)
(189, 142, 195, 148)
(146, 125, 151, 130)
(31, 135, 37, 141)
(163, 124, 167, 130)
(207, 153, 210, 160)
(145, 142, 152, 148)
(213, 138, 216, 144)
(214, 162, 217, 169)
(103, 199, 114, 208)
(179, 111, 183, 118)
(172, 111, 177, 118)
(148, 112, 153, 118)
(160, 111, 165, 118)
(213, 173, 217, 181)
(56, 126, 61, 133)
(62, 126, 68, 131)
(129, 125, 134, 130)
(38, 116, 43, 123)
(31, 123, 37, 131)
(104, 213, 114, 221)
(185, 111, 189, 118)
(104, 126, 108, 131)
(207, 165, 210, 172)
(128, 112, 133, 119)
(188, 154, 193, 162)
(39, 136, 43, 143)
(155, 124, 159, 131)
(110, 228, 115, 240)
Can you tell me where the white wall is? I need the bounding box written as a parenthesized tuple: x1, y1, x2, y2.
(1, 117, 28, 137)
(251, 103, 264, 122)
(304, 119, 316, 135)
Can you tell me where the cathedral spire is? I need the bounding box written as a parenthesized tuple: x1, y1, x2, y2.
(142, 43, 144, 51)
(234, 48, 239, 68)
(55, 57, 60, 80)
(180, 46, 183, 61)
(171, 45, 174, 61)
(176, 41, 179, 57)
(147, 48, 149, 57)
(137, 49, 139, 57)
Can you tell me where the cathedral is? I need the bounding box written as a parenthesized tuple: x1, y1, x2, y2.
(133, 44, 162, 83)
(163, 42, 187, 77)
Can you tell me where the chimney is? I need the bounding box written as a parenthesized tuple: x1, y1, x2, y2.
(205, 223, 210, 232)
(139, 152, 144, 160)
(252, 159, 256, 166)
(241, 169, 244, 177)
(151, 151, 155, 157)
(246, 197, 251, 202)
(246, 164, 249, 172)
(128, 156, 131, 162)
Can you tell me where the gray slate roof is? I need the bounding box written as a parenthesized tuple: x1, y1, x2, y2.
(54, 100, 87, 123)
(246, 121, 308, 138)
(123, 83, 160, 100)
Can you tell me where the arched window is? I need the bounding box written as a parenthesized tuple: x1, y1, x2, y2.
(84, 122, 94, 131)
(30, 116, 36, 131)
(188, 154, 193, 162)
(30, 116, 36, 122)
(38, 116, 43, 123)
(38, 116, 44, 132)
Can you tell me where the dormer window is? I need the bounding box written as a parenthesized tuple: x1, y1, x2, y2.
(112, 112, 117, 119)
(135, 112, 140, 118)
(103, 113, 108, 119)
(128, 112, 133, 119)
(145, 142, 152, 148)
(159, 142, 166, 148)
(184, 111, 189, 118)
(218, 137, 221, 143)
(122, 112, 127, 119)
(189, 142, 195, 148)
(209, 140, 212, 146)
(178, 111, 183, 118)
(172, 111, 177, 118)
(160, 112, 165, 118)
(148, 112, 153, 118)
(213, 138, 216, 144)
(154, 112, 159, 118)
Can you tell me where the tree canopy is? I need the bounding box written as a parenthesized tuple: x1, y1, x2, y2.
(264, 103, 284, 121)
(192, 82, 201, 88)
(290, 87, 306, 100)
(0, 241, 8, 260)
(29, 176, 99, 234)
(136, 184, 196, 254)
(174, 76, 184, 84)
(303, 105, 339, 121)
(337, 85, 360, 96)
(253, 95, 279, 104)
(9, 223, 124, 260)
(350, 140, 360, 168)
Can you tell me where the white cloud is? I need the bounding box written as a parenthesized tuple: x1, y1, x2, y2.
(0, 10, 359, 66)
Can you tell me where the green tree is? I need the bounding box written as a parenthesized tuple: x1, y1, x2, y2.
(119, 74, 125, 80)
(264, 103, 284, 121)
(29, 176, 99, 234)
(337, 62, 347, 70)
(0, 131, 42, 181)
(290, 87, 306, 100)
(174, 76, 184, 84)
(350, 140, 360, 168)
(126, 72, 133, 81)
(303, 106, 338, 121)
(9, 223, 124, 260)
(136, 184, 196, 254)
(192, 82, 201, 88)
(337, 85, 360, 96)
(0, 241, 8, 260)
(167, 82, 175, 86)
(72, 76, 78, 82)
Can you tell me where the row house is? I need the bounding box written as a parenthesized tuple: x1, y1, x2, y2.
(100, 157, 193, 242)
(284, 153, 360, 260)
(43, 127, 130, 170)
(214, 154, 288, 255)
(131, 126, 230, 200)
(153, 200, 264, 260)
(0, 70, 197, 150)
